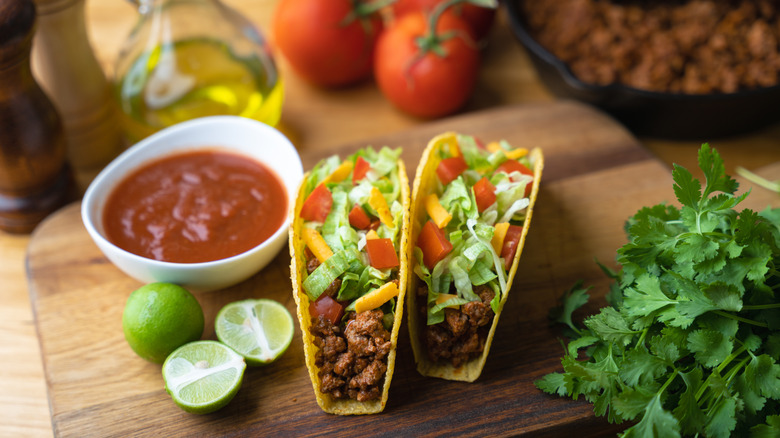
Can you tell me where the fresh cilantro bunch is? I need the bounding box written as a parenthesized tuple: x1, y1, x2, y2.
(537, 144, 780, 437)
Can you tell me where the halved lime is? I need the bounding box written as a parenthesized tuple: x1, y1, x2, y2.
(215, 299, 294, 366)
(162, 340, 246, 414)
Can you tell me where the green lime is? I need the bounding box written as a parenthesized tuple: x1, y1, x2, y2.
(162, 340, 246, 414)
(122, 282, 204, 364)
(215, 299, 294, 366)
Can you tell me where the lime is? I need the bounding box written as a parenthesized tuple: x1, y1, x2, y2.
(162, 340, 246, 414)
(215, 299, 294, 366)
(122, 282, 204, 364)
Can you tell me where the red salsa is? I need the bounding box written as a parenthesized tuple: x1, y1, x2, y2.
(103, 150, 287, 263)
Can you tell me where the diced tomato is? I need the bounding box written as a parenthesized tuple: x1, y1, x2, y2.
(365, 238, 399, 269)
(300, 183, 332, 222)
(474, 137, 486, 149)
(368, 219, 381, 231)
(497, 159, 533, 197)
(348, 204, 371, 230)
(417, 220, 453, 270)
(497, 159, 533, 176)
(353, 156, 371, 184)
(473, 177, 496, 213)
(436, 156, 468, 186)
(501, 224, 523, 270)
(309, 293, 344, 325)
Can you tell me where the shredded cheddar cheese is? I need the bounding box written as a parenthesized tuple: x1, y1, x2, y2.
(302, 227, 333, 263)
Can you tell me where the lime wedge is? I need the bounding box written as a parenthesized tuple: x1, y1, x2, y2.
(215, 299, 294, 366)
(162, 340, 246, 414)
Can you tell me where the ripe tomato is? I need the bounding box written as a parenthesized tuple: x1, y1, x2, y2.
(365, 238, 399, 269)
(473, 177, 496, 212)
(374, 11, 480, 118)
(501, 224, 523, 270)
(353, 156, 371, 183)
(300, 184, 332, 222)
(272, 0, 383, 87)
(436, 156, 468, 185)
(348, 204, 371, 229)
(497, 159, 534, 197)
(392, 0, 496, 40)
(309, 293, 345, 324)
(417, 220, 453, 270)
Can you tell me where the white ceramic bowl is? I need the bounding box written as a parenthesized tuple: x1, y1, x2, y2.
(81, 116, 303, 292)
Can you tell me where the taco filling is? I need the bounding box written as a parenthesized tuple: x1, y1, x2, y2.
(413, 134, 538, 368)
(296, 147, 406, 403)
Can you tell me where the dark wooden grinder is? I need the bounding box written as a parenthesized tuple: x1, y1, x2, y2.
(0, 0, 73, 233)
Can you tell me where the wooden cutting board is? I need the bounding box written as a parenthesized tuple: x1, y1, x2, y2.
(28, 101, 724, 437)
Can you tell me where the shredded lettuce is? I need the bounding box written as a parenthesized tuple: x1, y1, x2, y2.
(303, 248, 360, 301)
(415, 135, 536, 325)
(301, 146, 404, 315)
(304, 155, 340, 195)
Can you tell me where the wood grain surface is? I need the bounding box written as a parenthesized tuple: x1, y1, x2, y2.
(26, 101, 686, 437)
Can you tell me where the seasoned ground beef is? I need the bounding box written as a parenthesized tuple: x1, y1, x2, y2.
(418, 285, 495, 368)
(310, 309, 392, 402)
(521, 0, 780, 94)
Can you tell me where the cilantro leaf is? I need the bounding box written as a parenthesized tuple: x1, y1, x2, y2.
(673, 164, 701, 209)
(620, 394, 681, 438)
(548, 281, 591, 334)
(534, 372, 572, 397)
(538, 145, 780, 437)
(750, 415, 780, 437)
(584, 307, 638, 347)
(687, 329, 733, 368)
(698, 143, 738, 198)
(705, 396, 737, 438)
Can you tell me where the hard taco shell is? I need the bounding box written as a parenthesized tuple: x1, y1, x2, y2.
(407, 132, 544, 382)
(289, 158, 410, 415)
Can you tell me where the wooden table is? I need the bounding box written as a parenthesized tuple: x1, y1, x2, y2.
(3, 1, 780, 436)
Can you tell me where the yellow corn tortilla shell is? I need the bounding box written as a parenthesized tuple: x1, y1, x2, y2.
(407, 132, 544, 382)
(289, 158, 410, 415)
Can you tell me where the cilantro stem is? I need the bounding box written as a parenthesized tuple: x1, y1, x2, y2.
(634, 328, 649, 350)
(736, 166, 780, 193)
(658, 368, 679, 396)
(695, 343, 749, 402)
(741, 303, 780, 310)
(723, 356, 749, 382)
(712, 310, 769, 328)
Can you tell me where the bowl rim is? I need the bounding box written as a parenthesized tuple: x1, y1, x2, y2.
(81, 115, 302, 270)
(504, 0, 780, 101)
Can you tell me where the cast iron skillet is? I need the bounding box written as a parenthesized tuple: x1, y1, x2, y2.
(505, 0, 780, 140)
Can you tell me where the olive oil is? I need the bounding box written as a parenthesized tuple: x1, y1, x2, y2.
(115, 39, 283, 143)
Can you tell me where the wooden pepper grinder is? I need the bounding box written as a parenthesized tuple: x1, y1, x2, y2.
(0, 0, 74, 233)
(31, 0, 123, 188)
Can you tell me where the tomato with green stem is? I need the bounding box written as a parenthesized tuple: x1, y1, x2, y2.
(272, 0, 389, 87)
(392, 0, 496, 40)
(374, 0, 494, 118)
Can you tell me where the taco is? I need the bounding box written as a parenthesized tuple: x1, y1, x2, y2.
(407, 132, 543, 382)
(289, 147, 410, 415)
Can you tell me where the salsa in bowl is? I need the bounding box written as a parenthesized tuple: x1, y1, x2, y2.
(82, 116, 303, 292)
